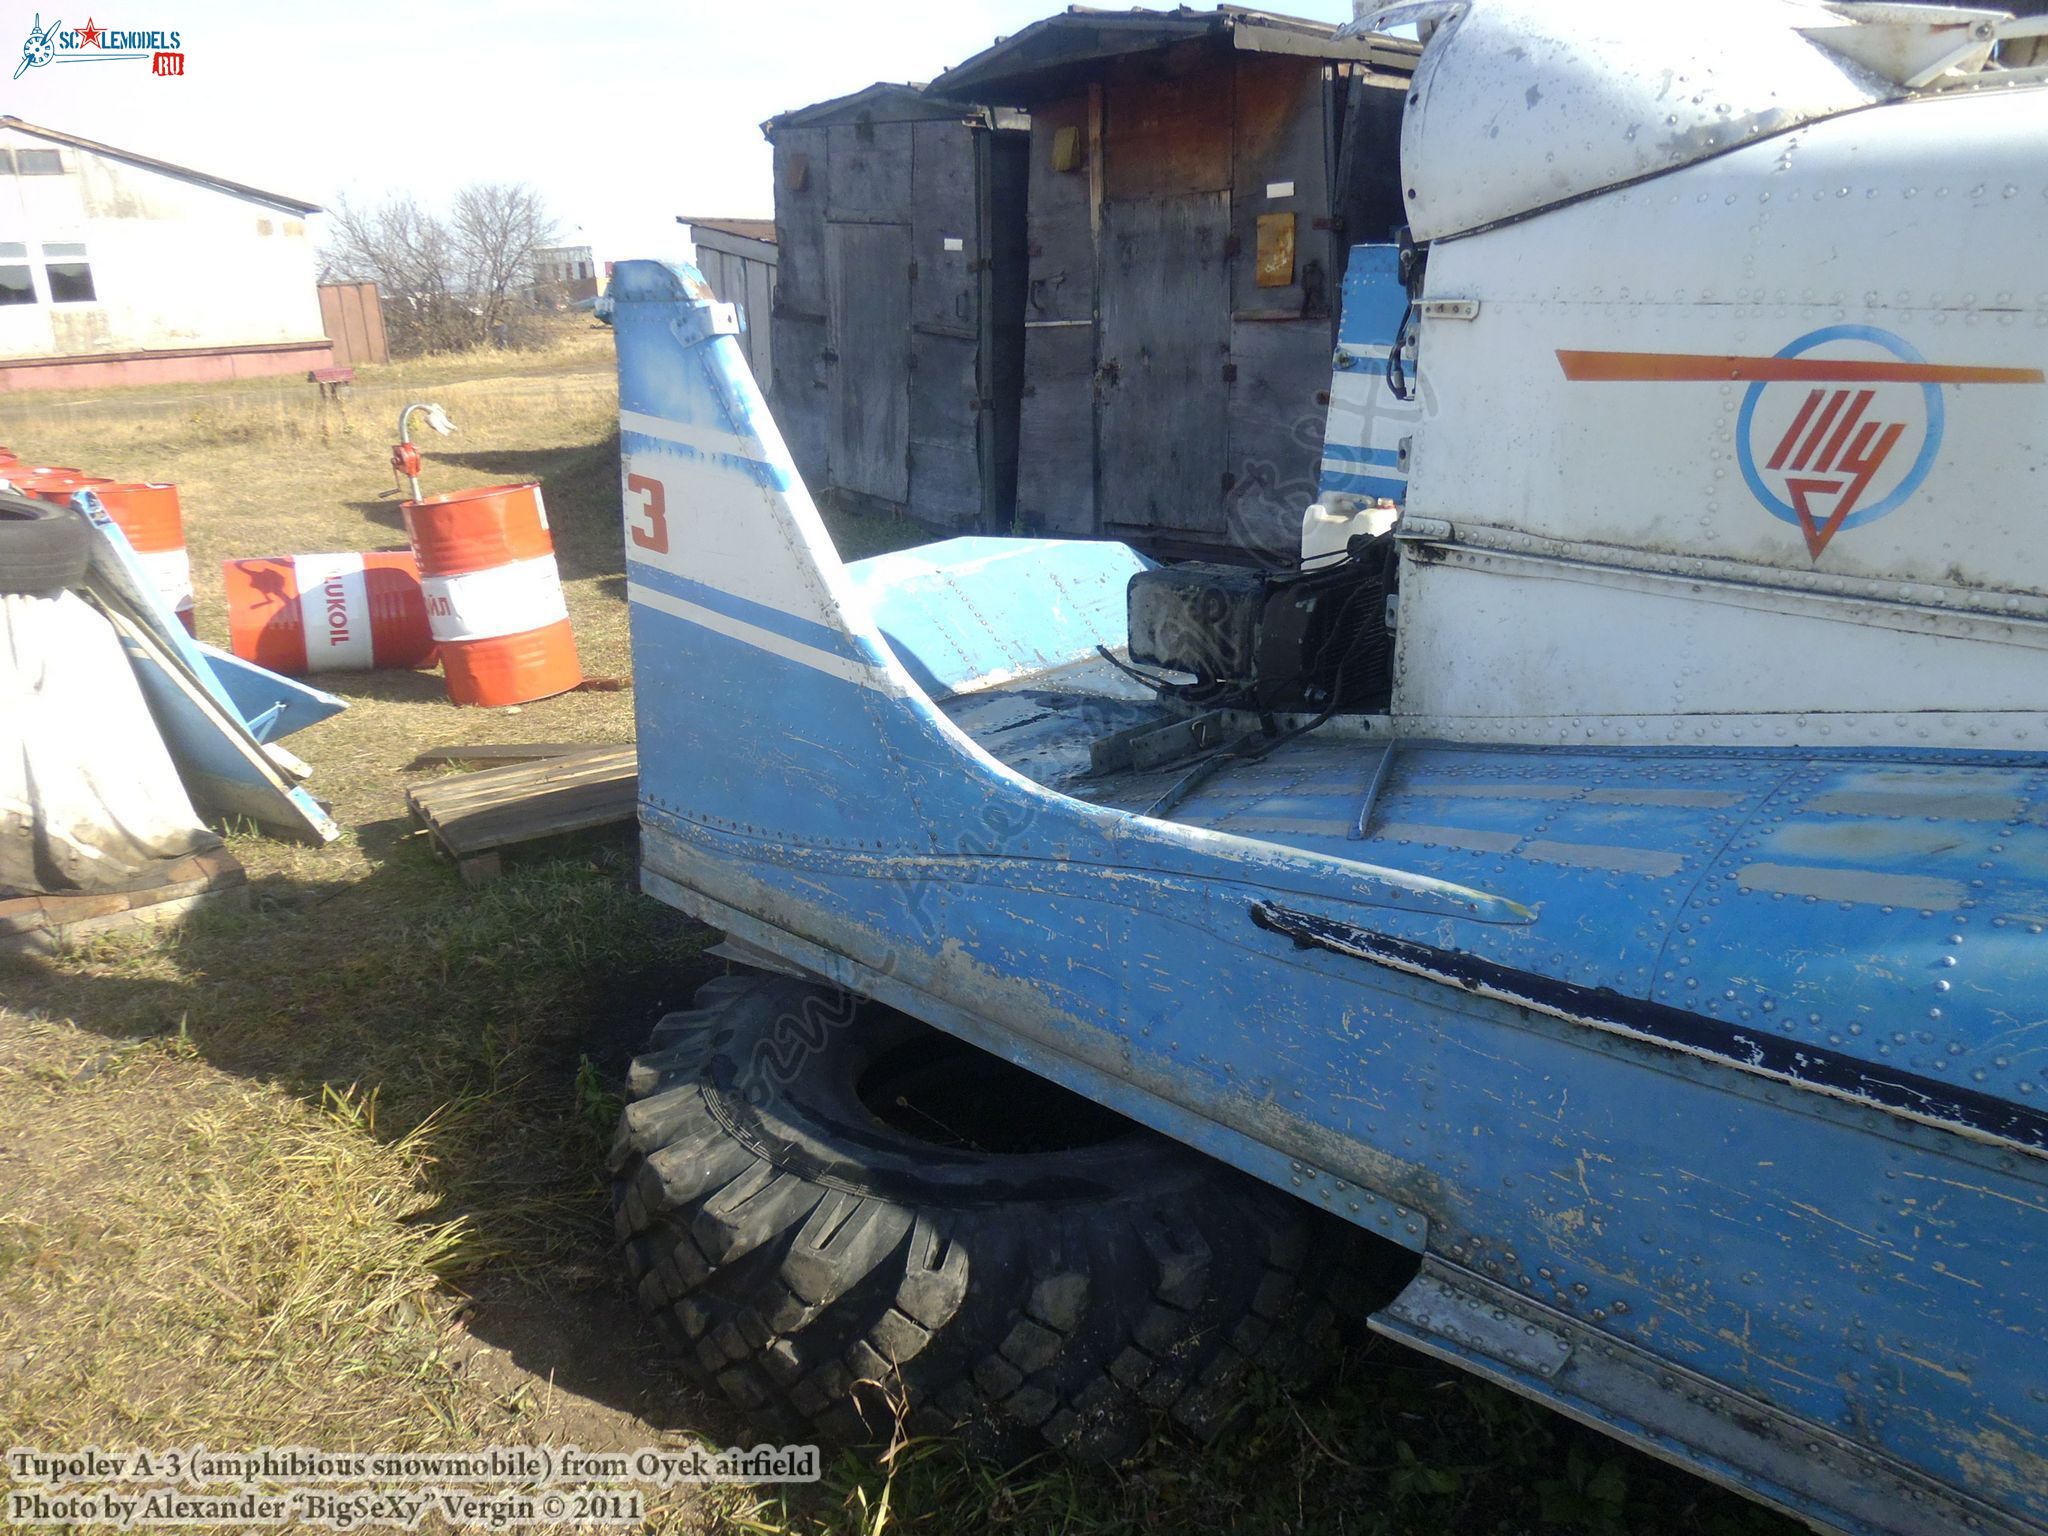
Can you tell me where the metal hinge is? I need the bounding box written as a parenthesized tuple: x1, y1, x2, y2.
(1395, 514, 1453, 542)
(673, 300, 742, 347)
(1420, 298, 1479, 321)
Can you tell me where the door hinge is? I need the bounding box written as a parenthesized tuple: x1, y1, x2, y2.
(1420, 298, 1479, 321)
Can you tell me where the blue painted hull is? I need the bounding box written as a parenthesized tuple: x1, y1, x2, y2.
(613, 259, 2048, 1535)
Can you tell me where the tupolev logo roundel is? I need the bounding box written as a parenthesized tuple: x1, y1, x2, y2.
(1734, 326, 1940, 559)
(1556, 333, 2044, 560)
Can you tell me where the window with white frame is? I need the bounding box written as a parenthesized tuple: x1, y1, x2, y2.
(0, 242, 32, 306)
(41, 242, 95, 303)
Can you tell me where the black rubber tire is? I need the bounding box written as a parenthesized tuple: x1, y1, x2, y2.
(610, 973, 1388, 1461)
(0, 490, 90, 596)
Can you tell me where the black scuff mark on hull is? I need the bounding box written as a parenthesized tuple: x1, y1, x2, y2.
(1249, 901, 2048, 1160)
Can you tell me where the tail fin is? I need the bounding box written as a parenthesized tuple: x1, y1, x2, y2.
(611, 261, 945, 849)
(612, 262, 898, 689)
(611, 260, 1523, 939)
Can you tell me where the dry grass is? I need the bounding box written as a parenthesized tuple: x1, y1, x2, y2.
(0, 1020, 468, 1448)
(0, 338, 732, 1527)
(0, 316, 618, 441)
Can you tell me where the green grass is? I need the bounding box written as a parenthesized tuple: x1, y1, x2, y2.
(0, 346, 1797, 1535)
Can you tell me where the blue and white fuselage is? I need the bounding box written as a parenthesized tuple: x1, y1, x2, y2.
(616, 4, 2048, 1529)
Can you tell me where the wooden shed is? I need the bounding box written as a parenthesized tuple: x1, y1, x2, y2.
(931, 7, 1417, 561)
(765, 84, 1030, 532)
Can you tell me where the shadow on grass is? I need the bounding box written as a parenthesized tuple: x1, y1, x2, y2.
(1, 835, 730, 1434)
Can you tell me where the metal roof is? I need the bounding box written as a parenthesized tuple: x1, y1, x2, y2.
(678, 216, 778, 245)
(930, 5, 1420, 102)
(0, 116, 322, 215)
(762, 82, 1011, 138)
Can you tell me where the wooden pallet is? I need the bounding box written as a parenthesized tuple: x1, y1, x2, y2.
(0, 846, 248, 955)
(406, 744, 637, 885)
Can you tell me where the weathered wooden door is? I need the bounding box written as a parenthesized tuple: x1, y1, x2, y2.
(1097, 191, 1232, 540)
(826, 221, 910, 505)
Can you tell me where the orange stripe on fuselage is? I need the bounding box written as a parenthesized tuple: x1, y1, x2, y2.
(1555, 350, 2046, 385)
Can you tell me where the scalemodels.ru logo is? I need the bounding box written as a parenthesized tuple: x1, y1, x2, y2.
(14, 13, 185, 79)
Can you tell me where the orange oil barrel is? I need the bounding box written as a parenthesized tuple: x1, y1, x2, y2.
(91, 482, 195, 634)
(223, 552, 437, 674)
(401, 482, 580, 706)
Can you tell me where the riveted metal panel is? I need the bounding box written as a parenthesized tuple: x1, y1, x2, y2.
(1357, 0, 1894, 241)
(616, 260, 2048, 1531)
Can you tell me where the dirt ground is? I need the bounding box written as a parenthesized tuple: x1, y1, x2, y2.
(0, 329, 1795, 1536)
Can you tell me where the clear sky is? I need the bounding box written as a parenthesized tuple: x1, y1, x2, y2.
(3, 0, 1354, 260)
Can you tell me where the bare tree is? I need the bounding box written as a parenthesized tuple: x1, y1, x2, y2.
(453, 184, 555, 338)
(322, 183, 557, 356)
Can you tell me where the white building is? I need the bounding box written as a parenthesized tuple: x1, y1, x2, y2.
(0, 116, 331, 392)
(532, 243, 604, 304)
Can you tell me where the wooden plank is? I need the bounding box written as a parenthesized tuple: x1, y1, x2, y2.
(1103, 62, 1233, 203)
(428, 785, 637, 853)
(1231, 55, 1334, 318)
(826, 120, 913, 224)
(409, 750, 635, 822)
(406, 747, 638, 861)
(1015, 323, 1098, 536)
(1225, 315, 1332, 560)
(907, 328, 983, 532)
(772, 127, 830, 317)
(771, 312, 830, 487)
(406, 742, 606, 771)
(0, 847, 247, 955)
(1098, 191, 1233, 538)
(910, 120, 980, 334)
(1023, 95, 1096, 326)
(419, 762, 637, 826)
(826, 221, 911, 505)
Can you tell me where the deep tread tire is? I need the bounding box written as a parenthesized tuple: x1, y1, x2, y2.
(610, 974, 1385, 1461)
(0, 492, 90, 596)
